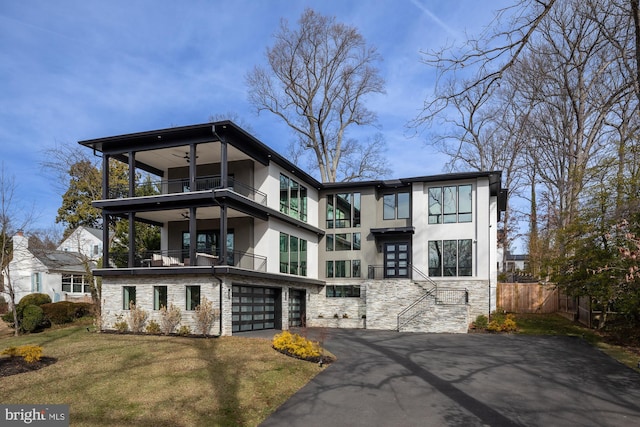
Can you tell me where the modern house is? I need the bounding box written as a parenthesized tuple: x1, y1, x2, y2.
(4, 231, 95, 304)
(79, 121, 506, 335)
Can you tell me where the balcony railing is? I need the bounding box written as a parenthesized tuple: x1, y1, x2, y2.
(109, 249, 267, 272)
(107, 175, 267, 205)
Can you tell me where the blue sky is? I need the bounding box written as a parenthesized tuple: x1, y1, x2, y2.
(0, 0, 510, 233)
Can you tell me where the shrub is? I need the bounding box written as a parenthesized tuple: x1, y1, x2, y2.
(473, 314, 489, 330)
(17, 293, 52, 318)
(487, 311, 517, 332)
(195, 297, 218, 336)
(128, 302, 148, 333)
(1, 345, 43, 363)
(113, 314, 129, 332)
(21, 305, 46, 332)
(273, 331, 322, 362)
(41, 302, 76, 324)
(145, 320, 161, 334)
(160, 303, 181, 335)
(177, 325, 191, 336)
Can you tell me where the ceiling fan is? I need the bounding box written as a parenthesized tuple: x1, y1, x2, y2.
(172, 152, 199, 163)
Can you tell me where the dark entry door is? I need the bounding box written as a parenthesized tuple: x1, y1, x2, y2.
(288, 289, 306, 327)
(384, 242, 410, 278)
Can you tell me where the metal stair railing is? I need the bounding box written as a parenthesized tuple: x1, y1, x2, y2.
(396, 286, 436, 331)
(409, 263, 438, 287)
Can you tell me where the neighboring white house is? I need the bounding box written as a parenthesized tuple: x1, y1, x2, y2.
(57, 226, 104, 262)
(2, 230, 96, 305)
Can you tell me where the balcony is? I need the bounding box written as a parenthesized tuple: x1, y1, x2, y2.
(110, 249, 267, 272)
(107, 175, 267, 206)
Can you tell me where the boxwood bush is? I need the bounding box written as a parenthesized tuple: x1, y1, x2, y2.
(21, 305, 46, 333)
(41, 301, 94, 325)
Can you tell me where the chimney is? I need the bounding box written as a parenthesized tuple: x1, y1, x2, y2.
(13, 230, 28, 252)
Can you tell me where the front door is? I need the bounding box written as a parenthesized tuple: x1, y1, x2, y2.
(384, 242, 410, 278)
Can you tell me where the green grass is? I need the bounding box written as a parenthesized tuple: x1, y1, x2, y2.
(515, 313, 640, 372)
(0, 324, 322, 426)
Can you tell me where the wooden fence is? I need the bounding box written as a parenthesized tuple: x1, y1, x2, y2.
(497, 282, 559, 313)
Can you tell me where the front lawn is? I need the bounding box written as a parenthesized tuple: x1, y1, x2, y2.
(0, 325, 321, 426)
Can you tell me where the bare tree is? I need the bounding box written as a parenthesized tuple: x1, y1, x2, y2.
(0, 163, 34, 336)
(246, 8, 387, 182)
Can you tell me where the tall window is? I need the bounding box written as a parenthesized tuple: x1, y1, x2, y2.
(186, 285, 200, 311)
(326, 192, 361, 228)
(31, 273, 41, 292)
(429, 185, 472, 224)
(154, 286, 167, 310)
(123, 286, 136, 310)
(280, 233, 307, 276)
(326, 260, 361, 278)
(428, 239, 473, 276)
(280, 174, 308, 221)
(383, 192, 410, 220)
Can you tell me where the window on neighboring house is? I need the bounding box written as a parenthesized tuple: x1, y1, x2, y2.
(93, 245, 100, 256)
(154, 286, 167, 310)
(326, 232, 361, 251)
(123, 286, 136, 310)
(31, 273, 41, 293)
(326, 285, 361, 297)
(326, 260, 361, 278)
(186, 285, 200, 311)
(62, 274, 91, 293)
(429, 185, 472, 224)
(280, 174, 308, 221)
(428, 239, 473, 277)
(383, 192, 410, 220)
(279, 233, 307, 276)
(326, 192, 361, 228)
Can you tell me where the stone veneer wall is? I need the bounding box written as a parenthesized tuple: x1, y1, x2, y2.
(306, 285, 366, 328)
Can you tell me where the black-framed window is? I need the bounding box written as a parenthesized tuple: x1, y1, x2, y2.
(326, 285, 361, 297)
(383, 192, 410, 220)
(429, 185, 472, 224)
(186, 285, 200, 311)
(326, 232, 361, 251)
(123, 286, 136, 310)
(280, 232, 307, 276)
(326, 260, 361, 278)
(182, 230, 234, 262)
(280, 174, 308, 222)
(154, 286, 167, 310)
(428, 239, 473, 276)
(326, 192, 361, 228)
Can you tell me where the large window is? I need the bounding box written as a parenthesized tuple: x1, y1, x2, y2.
(326, 260, 361, 278)
(123, 286, 136, 310)
(326, 285, 361, 297)
(428, 239, 473, 276)
(279, 233, 307, 276)
(429, 185, 472, 224)
(62, 274, 91, 293)
(154, 286, 167, 310)
(326, 232, 361, 251)
(183, 230, 234, 263)
(280, 174, 308, 221)
(383, 192, 410, 220)
(186, 285, 201, 311)
(326, 192, 361, 228)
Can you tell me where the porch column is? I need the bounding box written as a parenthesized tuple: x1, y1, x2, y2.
(189, 207, 197, 263)
(102, 154, 110, 268)
(219, 131, 228, 265)
(189, 143, 197, 191)
(128, 151, 135, 197)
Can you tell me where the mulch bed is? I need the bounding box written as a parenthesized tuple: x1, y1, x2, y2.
(0, 356, 57, 378)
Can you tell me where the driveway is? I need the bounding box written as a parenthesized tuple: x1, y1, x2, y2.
(259, 329, 640, 427)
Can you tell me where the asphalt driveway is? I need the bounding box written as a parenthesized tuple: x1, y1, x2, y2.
(259, 329, 640, 427)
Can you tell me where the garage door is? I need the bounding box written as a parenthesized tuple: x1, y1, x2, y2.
(232, 285, 278, 332)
